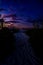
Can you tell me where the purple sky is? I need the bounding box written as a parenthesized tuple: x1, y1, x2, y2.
(0, 0, 43, 22)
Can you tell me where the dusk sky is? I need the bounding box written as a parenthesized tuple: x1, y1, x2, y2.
(0, 0, 43, 21)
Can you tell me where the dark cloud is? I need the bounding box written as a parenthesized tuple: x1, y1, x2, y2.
(0, 0, 43, 19)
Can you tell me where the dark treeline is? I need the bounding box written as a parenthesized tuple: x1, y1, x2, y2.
(0, 27, 15, 63)
(25, 28, 43, 64)
(27, 15, 43, 28)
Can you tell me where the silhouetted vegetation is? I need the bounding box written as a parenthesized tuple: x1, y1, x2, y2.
(0, 27, 15, 63)
(0, 19, 4, 28)
(27, 15, 43, 28)
(25, 28, 43, 64)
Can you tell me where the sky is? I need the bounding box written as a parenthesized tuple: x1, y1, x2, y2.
(0, 0, 43, 21)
